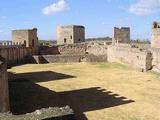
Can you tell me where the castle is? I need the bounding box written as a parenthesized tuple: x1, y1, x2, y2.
(0, 22, 160, 113)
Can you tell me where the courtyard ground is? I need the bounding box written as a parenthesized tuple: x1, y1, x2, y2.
(8, 62, 160, 120)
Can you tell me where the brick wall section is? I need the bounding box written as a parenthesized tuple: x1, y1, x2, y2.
(108, 45, 152, 71)
(0, 57, 9, 112)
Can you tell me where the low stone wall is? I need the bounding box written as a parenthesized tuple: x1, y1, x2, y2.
(39, 42, 108, 56)
(0, 106, 75, 120)
(0, 57, 9, 112)
(58, 44, 86, 55)
(39, 46, 60, 55)
(108, 45, 152, 71)
(31, 54, 108, 64)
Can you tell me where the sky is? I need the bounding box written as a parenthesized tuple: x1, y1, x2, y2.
(0, 0, 160, 40)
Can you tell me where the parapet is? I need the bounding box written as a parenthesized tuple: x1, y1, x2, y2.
(153, 22, 160, 29)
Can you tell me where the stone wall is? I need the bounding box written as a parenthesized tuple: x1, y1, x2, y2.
(0, 57, 9, 112)
(39, 42, 108, 57)
(86, 42, 108, 56)
(39, 46, 60, 55)
(58, 44, 86, 55)
(151, 22, 160, 48)
(31, 54, 108, 64)
(0, 47, 37, 66)
(151, 48, 160, 72)
(108, 45, 152, 71)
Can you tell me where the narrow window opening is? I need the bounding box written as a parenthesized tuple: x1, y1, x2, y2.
(64, 38, 67, 43)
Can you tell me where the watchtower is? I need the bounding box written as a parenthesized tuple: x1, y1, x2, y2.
(12, 28, 38, 48)
(151, 22, 160, 48)
(113, 27, 130, 44)
(57, 25, 85, 45)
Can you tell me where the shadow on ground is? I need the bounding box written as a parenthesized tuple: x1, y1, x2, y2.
(9, 71, 134, 120)
(8, 71, 76, 82)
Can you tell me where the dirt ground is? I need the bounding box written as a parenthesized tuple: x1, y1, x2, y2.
(8, 62, 160, 120)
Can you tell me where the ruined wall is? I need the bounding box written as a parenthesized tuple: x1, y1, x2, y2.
(151, 22, 160, 48)
(113, 27, 130, 44)
(108, 45, 152, 71)
(0, 57, 9, 112)
(31, 54, 108, 64)
(58, 44, 86, 55)
(39, 46, 60, 55)
(57, 25, 85, 45)
(86, 42, 108, 56)
(39, 42, 108, 57)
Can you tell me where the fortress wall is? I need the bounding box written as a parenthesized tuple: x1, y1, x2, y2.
(0, 47, 36, 66)
(31, 54, 108, 64)
(58, 43, 86, 55)
(39, 46, 60, 55)
(39, 42, 108, 57)
(151, 49, 160, 72)
(0, 58, 9, 112)
(108, 45, 152, 71)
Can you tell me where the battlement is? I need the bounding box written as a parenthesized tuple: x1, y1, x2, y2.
(153, 22, 160, 29)
(0, 41, 24, 48)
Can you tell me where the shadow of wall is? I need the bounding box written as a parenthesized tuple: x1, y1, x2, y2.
(9, 71, 134, 120)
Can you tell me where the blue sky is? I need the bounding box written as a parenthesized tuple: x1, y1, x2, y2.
(0, 0, 160, 40)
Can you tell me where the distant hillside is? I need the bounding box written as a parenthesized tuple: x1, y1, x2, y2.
(86, 37, 112, 41)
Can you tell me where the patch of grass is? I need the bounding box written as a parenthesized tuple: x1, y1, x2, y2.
(8, 62, 160, 120)
(98, 62, 130, 70)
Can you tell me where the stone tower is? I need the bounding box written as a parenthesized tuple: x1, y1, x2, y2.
(57, 25, 85, 45)
(113, 27, 130, 44)
(12, 28, 39, 48)
(151, 22, 160, 48)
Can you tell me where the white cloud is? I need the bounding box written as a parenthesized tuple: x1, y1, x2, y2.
(129, 0, 160, 16)
(42, 0, 70, 16)
(0, 30, 3, 33)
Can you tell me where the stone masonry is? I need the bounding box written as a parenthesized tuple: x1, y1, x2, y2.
(12, 28, 39, 48)
(113, 27, 130, 44)
(151, 22, 160, 48)
(57, 25, 85, 45)
(0, 57, 9, 112)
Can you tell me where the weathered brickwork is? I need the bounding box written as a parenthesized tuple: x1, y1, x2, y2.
(57, 25, 85, 45)
(108, 44, 152, 71)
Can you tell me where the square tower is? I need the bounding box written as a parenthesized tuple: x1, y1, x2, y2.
(57, 25, 85, 45)
(113, 27, 130, 44)
(12, 28, 38, 48)
(151, 22, 160, 48)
